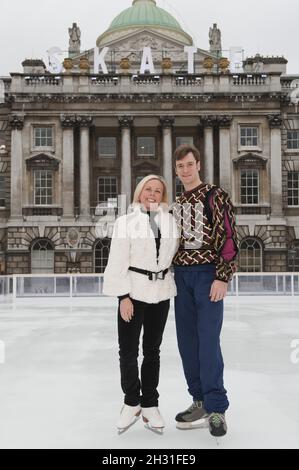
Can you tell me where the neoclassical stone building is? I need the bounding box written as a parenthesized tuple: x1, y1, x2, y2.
(0, 0, 299, 274)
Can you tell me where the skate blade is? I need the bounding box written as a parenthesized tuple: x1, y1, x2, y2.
(117, 415, 140, 435)
(176, 419, 208, 431)
(144, 423, 164, 435)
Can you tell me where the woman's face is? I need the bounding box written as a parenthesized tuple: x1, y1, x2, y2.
(139, 179, 164, 211)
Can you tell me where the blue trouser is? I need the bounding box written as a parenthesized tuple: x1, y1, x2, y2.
(174, 264, 229, 414)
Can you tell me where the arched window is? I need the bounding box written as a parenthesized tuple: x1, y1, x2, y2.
(94, 238, 111, 274)
(31, 239, 54, 274)
(239, 238, 263, 272)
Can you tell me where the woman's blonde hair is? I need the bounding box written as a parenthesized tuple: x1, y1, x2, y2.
(133, 175, 169, 205)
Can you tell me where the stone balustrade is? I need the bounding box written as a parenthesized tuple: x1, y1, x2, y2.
(10, 72, 283, 95)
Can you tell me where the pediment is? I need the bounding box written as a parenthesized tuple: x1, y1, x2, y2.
(132, 160, 159, 171)
(25, 153, 60, 170)
(105, 28, 189, 51)
(233, 153, 268, 168)
(103, 30, 212, 61)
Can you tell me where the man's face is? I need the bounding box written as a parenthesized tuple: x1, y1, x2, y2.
(175, 152, 201, 187)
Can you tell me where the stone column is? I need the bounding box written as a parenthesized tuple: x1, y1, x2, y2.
(218, 115, 233, 192)
(60, 115, 76, 217)
(201, 115, 215, 184)
(119, 116, 133, 208)
(78, 116, 93, 218)
(268, 114, 283, 217)
(10, 115, 24, 218)
(160, 117, 174, 202)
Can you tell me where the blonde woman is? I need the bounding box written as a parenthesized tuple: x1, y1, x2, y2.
(103, 175, 179, 434)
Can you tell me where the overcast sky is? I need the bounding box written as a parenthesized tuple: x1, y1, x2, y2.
(0, 0, 298, 76)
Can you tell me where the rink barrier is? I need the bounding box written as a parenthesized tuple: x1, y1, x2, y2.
(0, 273, 298, 299)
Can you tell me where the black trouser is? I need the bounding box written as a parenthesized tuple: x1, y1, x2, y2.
(117, 298, 169, 408)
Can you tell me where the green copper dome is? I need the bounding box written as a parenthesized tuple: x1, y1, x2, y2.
(97, 0, 193, 47)
(110, 0, 182, 31)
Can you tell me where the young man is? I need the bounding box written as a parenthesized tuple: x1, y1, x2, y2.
(171, 144, 238, 437)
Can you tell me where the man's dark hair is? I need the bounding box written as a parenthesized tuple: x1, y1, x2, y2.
(174, 144, 201, 165)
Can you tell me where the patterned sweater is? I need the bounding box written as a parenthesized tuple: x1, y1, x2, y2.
(171, 183, 239, 283)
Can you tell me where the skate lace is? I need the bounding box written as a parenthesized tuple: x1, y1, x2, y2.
(209, 413, 224, 427)
(188, 401, 202, 412)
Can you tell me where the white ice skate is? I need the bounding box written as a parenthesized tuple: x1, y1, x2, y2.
(142, 407, 165, 435)
(117, 404, 141, 434)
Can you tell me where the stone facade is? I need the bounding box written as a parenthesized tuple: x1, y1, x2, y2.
(0, 2, 299, 275)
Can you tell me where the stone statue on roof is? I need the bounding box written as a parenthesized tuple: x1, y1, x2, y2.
(68, 23, 81, 56)
(209, 23, 222, 53)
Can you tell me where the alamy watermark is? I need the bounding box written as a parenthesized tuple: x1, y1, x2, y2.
(290, 339, 299, 365)
(94, 194, 205, 249)
(0, 340, 5, 365)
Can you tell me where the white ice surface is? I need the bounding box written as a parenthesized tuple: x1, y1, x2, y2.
(0, 296, 299, 449)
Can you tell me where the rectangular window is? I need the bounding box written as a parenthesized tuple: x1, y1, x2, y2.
(240, 169, 259, 204)
(98, 137, 117, 158)
(0, 131, 6, 152)
(176, 136, 194, 147)
(34, 127, 53, 148)
(34, 170, 53, 206)
(240, 127, 258, 147)
(287, 131, 299, 150)
(136, 176, 144, 186)
(0, 176, 5, 207)
(288, 243, 299, 272)
(137, 137, 155, 158)
(175, 176, 185, 198)
(98, 176, 118, 204)
(287, 171, 299, 206)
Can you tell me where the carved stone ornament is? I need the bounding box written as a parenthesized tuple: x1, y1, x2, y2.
(160, 116, 175, 128)
(200, 115, 217, 128)
(76, 115, 93, 128)
(60, 114, 77, 128)
(267, 114, 283, 128)
(119, 116, 134, 128)
(66, 227, 80, 248)
(217, 115, 233, 128)
(9, 115, 24, 130)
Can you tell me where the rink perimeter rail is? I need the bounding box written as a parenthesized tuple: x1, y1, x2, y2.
(0, 273, 299, 299)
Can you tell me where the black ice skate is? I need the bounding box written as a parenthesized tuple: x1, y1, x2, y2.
(208, 412, 227, 437)
(175, 400, 209, 430)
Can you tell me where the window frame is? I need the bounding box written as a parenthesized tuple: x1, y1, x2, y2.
(286, 130, 299, 151)
(97, 136, 117, 159)
(136, 136, 156, 159)
(97, 176, 118, 204)
(175, 176, 185, 198)
(31, 239, 54, 274)
(240, 169, 260, 205)
(32, 126, 54, 151)
(175, 136, 194, 147)
(238, 125, 261, 151)
(287, 171, 299, 207)
(239, 238, 263, 273)
(0, 175, 5, 207)
(34, 169, 53, 206)
(94, 238, 111, 274)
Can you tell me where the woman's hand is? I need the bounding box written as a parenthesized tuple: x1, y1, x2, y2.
(120, 298, 134, 322)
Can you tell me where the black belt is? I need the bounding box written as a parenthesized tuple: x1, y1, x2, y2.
(129, 266, 168, 282)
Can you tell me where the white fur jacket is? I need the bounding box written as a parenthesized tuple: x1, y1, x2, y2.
(103, 204, 180, 304)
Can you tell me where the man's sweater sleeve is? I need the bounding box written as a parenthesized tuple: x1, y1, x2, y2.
(210, 189, 239, 283)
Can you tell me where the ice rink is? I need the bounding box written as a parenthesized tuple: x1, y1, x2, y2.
(0, 295, 299, 449)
